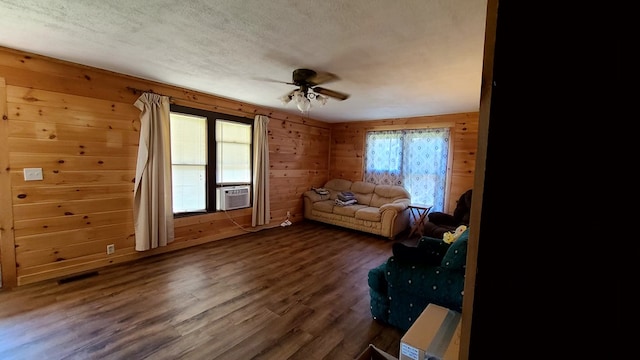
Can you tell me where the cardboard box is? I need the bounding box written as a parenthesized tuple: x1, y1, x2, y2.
(399, 304, 461, 360)
(355, 344, 399, 360)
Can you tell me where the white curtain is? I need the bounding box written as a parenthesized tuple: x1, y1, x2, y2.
(252, 115, 270, 226)
(133, 93, 175, 251)
(364, 128, 450, 211)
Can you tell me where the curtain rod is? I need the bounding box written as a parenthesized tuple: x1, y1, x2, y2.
(126, 86, 174, 102)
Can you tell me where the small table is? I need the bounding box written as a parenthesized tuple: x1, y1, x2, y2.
(408, 203, 433, 238)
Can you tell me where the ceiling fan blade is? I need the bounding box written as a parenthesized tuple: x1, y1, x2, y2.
(313, 86, 350, 101)
(253, 76, 295, 85)
(307, 71, 340, 86)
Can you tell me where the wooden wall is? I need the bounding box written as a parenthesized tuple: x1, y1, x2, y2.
(0, 45, 478, 288)
(0, 46, 330, 287)
(329, 113, 478, 212)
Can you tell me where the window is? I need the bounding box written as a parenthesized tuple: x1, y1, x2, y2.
(215, 120, 252, 184)
(169, 104, 252, 215)
(364, 128, 450, 211)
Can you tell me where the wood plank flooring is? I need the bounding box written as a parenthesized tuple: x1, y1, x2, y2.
(0, 221, 410, 360)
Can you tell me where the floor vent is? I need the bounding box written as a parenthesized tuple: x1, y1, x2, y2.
(57, 271, 99, 284)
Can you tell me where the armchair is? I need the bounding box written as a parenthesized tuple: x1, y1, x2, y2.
(367, 228, 469, 331)
(423, 189, 472, 239)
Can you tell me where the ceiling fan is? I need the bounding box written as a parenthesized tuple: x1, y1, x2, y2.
(276, 69, 350, 112)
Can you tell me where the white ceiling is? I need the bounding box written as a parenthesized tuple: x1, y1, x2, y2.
(0, 0, 488, 123)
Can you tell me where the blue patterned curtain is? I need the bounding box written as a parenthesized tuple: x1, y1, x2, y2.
(364, 128, 450, 211)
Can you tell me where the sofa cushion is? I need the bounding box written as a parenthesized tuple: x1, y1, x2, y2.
(324, 179, 353, 201)
(303, 190, 330, 203)
(333, 204, 367, 216)
(370, 185, 411, 207)
(355, 207, 382, 221)
(351, 181, 375, 205)
(441, 228, 469, 270)
(312, 200, 335, 213)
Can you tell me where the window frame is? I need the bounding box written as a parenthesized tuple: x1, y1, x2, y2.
(169, 104, 253, 217)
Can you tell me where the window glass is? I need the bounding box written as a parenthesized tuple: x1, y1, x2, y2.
(172, 165, 206, 212)
(215, 120, 252, 184)
(170, 112, 207, 213)
(169, 105, 253, 215)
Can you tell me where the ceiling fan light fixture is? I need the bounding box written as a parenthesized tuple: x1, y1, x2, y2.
(279, 94, 292, 105)
(276, 69, 348, 113)
(291, 89, 313, 113)
(291, 90, 329, 113)
(316, 94, 328, 105)
(295, 96, 311, 112)
(292, 89, 305, 101)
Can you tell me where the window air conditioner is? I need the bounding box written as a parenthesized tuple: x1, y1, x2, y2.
(216, 185, 251, 211)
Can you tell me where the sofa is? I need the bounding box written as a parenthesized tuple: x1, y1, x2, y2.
(367, 228, 469, 331)
(303, 178, 411, 239)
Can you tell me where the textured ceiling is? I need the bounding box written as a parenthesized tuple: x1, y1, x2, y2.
(0, 0, 488, 123)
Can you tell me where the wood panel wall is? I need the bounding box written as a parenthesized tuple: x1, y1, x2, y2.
(0, 46, 331, 287)
(0, 45, 477, 288)
(329, 113, 479, 213)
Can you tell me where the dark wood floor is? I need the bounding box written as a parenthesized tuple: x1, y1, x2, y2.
(0, 221, 415, 359)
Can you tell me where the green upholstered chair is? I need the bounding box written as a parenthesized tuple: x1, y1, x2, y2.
(367, 228, 469, 331)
